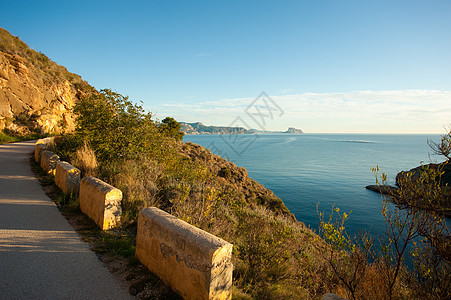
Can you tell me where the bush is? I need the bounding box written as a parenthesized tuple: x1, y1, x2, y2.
(159, 117, 184, 140)
(219, 166, 231, 178)
(73, 89, 162, 162)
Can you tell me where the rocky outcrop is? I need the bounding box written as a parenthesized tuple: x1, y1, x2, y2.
(285, 127, 303, 134)
(365, 184, 397, 195)
(0, 28, 90, 135)
(367, 161, 450, 196)
(396, 161, 451, 187)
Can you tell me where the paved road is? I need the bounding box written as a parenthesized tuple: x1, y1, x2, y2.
(0, 141, 133, 299)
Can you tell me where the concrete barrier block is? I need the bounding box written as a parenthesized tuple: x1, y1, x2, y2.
(40, 150, 60, 175)
(79, 176, 122, 230)
(55, 161, 81, 194)
(34, 140, 48, 163)
(136, 207, 233, 300)
(34, 137, 55, 163)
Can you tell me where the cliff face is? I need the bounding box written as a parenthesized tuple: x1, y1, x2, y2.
(0, 28, 90, 135)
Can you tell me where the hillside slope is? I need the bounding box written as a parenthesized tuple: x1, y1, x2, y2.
(0, 28, 90, 135)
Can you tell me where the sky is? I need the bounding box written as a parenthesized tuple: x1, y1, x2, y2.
(1, 0, 450, 133)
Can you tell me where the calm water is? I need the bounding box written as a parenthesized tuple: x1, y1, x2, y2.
(184, 134, 445, 237)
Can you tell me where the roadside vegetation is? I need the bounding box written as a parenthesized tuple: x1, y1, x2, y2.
(49, 89, 450, 299)
(0, 130, 44, 144)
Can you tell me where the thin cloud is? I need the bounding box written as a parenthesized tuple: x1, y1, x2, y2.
(153, 90, 451, 133)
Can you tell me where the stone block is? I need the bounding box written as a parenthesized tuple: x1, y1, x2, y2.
(34, 140, 48, 163)
(55, 161, 81, 194)
(136, 207, 233, 300)
(40, 150, 60, 175)
(34, 137, 54, 163)
(79, 176, 122, 230)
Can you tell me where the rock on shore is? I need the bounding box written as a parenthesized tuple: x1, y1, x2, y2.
(396, 161, 451, 187)
(365, 184, 397, 195)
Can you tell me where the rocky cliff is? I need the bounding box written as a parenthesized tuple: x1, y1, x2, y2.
(0, 28, 90, 135)
(285, 127, 303, 134)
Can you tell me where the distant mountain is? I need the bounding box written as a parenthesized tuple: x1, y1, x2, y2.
(180, 122, 303, 135)
(180, 122, 250, 134)
(285, 127, 303, 134)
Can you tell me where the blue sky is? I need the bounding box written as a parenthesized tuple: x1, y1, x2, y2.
(1, 0, 450, 133)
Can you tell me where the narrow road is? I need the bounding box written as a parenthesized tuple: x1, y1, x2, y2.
(0, 141, 133, 299)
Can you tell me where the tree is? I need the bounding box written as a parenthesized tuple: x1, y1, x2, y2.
(428, 125, 451, 160)
(372, 164, 450, 299)
(73, 89, 161, 161)
(317, 205, 368, 300)
(159, 117, 184, 140)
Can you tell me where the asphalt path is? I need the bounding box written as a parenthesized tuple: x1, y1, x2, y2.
(0, 140, 133, 299)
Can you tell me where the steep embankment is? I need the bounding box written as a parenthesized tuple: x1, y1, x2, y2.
(0, 28, 90, 135)
(179, 141, 292, 216)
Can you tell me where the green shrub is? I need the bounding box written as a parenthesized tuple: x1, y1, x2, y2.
(0, 131, 19, 144)
(219, 166, 232, 178)
(159, 117, 184, 140)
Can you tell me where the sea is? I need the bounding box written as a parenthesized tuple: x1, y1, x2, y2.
(184, 133, 447, 238)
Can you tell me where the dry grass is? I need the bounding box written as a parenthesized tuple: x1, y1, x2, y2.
(114, 158, 163, 222)
(73, 142, 98, 177)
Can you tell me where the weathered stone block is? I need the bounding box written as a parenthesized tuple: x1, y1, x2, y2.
(34, 140, 48, 163)
(40, 150, 60, 175)
(136, 207, 233, 300)
(34, 137, 54, 163)
(79, 176, 122, 230)
(55, 161, 81, 194)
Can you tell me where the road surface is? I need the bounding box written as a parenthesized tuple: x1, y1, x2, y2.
(0, 140, 133, 299)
